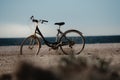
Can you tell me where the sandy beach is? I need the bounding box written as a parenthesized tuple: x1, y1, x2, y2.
(0, 43, 120, 75)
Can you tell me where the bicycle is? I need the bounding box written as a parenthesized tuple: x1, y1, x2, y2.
(20, 16, 85, 55)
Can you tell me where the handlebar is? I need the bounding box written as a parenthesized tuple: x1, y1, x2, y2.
(30, 16, 48, 24)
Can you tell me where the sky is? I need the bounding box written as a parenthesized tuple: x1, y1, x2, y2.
(0, 0, 120, 38)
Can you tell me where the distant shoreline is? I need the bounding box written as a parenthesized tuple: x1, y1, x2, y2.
(0, 35, 120, 46)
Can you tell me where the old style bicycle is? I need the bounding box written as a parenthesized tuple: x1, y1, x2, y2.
(20, 16, 85, 55)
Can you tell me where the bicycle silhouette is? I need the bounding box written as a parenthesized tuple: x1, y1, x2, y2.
(20, 16, 85, 55)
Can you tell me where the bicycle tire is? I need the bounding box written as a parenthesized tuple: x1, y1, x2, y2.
(59, 29, 85, 55)
(20, 35, 41, 55)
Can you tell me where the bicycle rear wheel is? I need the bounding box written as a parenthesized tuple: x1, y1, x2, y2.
(20, 35, 41, 55)
(60, 30, 85, 55)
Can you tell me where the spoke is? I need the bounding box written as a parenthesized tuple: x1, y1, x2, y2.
(60, 30, 85, 55)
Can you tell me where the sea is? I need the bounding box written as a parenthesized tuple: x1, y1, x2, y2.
(0, 35, 120, 46)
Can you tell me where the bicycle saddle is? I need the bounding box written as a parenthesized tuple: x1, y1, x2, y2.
(54, 22, 65, 26)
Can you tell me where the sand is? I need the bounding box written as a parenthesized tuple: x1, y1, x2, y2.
(0, 43, 120, 75)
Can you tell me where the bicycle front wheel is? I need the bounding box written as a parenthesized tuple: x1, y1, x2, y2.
(60, 30, 85, 55)
(20, 35, 41, 55)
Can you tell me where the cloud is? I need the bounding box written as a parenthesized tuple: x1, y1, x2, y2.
(0, 23, 57, 38)
(0, 23, 32, 38)
(1, 23, 119, 38)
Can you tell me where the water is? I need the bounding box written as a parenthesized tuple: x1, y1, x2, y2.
(0, 35, 120, 46)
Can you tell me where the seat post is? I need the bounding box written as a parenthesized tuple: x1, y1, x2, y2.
(58, 25, 61, 30)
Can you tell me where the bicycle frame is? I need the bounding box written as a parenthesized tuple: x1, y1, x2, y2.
(34, 25, 63, 48)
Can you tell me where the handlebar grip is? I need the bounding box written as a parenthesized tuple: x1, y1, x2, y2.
(41, 20, 48, 24)
(30, 16, 38, 23)
(30, 16, 34, 20)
